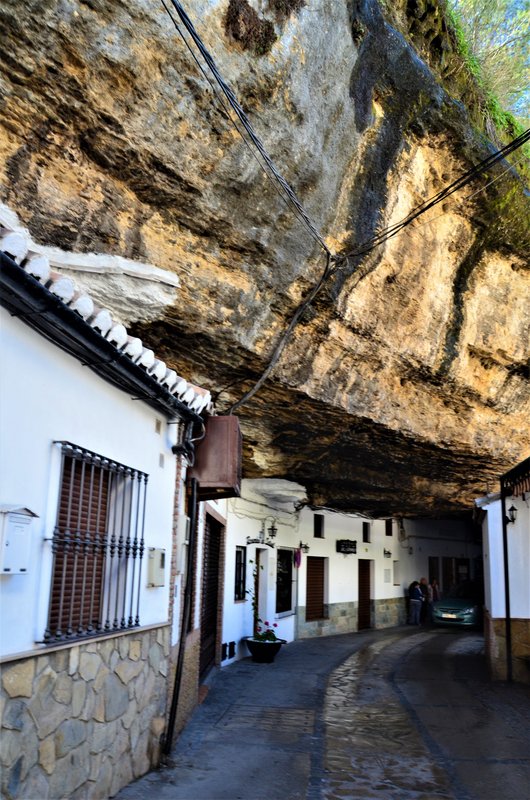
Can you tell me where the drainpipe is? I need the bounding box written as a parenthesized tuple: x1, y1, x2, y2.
(163, 476, 198, 754)
(500, 490, 513, 682)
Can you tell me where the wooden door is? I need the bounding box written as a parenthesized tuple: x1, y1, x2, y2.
(199, 514, 222, 679)
(358, 560, 372, 630)
(306, 557, 325, 621)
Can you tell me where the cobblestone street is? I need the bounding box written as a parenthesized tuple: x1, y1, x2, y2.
(116, 627, 530, 800)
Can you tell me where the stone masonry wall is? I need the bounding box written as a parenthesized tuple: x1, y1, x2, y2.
(0, 626, 169, 800)
(484, 612, 530, 685)
(297, 597, 406, 639)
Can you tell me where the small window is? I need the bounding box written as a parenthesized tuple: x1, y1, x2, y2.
(314, 514, 324, 538)
(276, 548, 294, 614)
(45, 441, 148, 643)
(385, 519, 393, 536)
(393, 560, 401, 586)
(234, 546, 246, 601)
(362, 521, 371, 543)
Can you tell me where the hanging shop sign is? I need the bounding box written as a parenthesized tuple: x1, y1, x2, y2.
(336, 539, 357, 554)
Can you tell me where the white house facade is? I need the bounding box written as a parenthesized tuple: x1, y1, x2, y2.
(217, 480, 483, 667)
(476, 456, 530, 684)
(0, 231, 212, 799)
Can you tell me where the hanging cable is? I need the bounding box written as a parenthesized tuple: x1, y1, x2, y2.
(228, 251, 333, 413)
(161, 0, 331, 255)
(333, 128, 530, 269)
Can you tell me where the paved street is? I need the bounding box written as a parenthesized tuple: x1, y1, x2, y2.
(116, 627, 530, 800)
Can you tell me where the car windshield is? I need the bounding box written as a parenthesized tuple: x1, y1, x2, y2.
(446, 581, 483, 601)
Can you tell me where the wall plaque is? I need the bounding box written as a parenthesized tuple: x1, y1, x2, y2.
(336, 539, 357, 554)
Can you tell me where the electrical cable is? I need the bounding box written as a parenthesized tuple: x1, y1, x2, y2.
(162, 0, 331, 255)
(333, 128, 530, 269)
(228, 251, 333, 413)
(159, 1, 528, 413)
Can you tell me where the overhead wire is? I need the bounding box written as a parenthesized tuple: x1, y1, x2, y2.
(158, 0, 529, 412)
(163, 0, 331, 256)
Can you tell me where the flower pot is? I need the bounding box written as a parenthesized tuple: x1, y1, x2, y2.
(244, 637, 287, 663)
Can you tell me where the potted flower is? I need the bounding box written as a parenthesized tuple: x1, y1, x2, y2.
(245, 619, 286, 663)
(244, 561, 286, 663)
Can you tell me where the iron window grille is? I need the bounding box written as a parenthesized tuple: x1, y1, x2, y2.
(234, 545, 246, 601)
(44, 442, 148, 643)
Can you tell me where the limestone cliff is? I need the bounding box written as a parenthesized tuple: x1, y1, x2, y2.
(1, 0, 528, 515)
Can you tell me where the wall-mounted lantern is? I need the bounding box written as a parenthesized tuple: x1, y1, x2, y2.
(299, 541, 310, 553)
(506, 505, 517, 525)
(383, 548, 392, 558)
(246, 518, 277, 548)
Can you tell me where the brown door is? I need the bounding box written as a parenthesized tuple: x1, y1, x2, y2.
(199, 514, 223, 679)
(358, 560, 371, 630)
(306, 557, 325, 621)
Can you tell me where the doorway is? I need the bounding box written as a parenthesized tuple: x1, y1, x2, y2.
(199, 514, 223, 679)
(358, 559, 372, 630)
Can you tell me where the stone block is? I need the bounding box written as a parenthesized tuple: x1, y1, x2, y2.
(20, 766, 50, 800)
(2, 699, 27, 731)
(72, 680, 87, 718)
(48, 742, 91, 798)
(55, 718, 88, 758)
(28, 674, 69, 739)
(151, 715, 165, 738)
(115, 658, 144, 685)
(103, 674, 129, 721)
(50, 650, 69, 673)
(86, 757, 113, 799)
(134, 668, 155, 711)
(121, 698, 138, 730)
(129, 639, 141, 662)
(118, 636, 130, 660)
(89, 720, 117, 755)
(39, 735, 56, 775)
(132, 733, 150, 778)
(93, 664, 110, 693)
(6, 755, 23, 798)
(2, 660, 35, 698)
(0, 729, 21, 768)
(148, 643, 161, 673)
(109, 752, 133, 797)
(98, 638, 115, 666)
(20, 721, 39, 778)
(53, 672, 73, 705)
(79, 652, 100, 682)
(69, 647, 80, 676)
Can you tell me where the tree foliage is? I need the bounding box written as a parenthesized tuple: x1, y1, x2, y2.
(448, 0, 529, 123)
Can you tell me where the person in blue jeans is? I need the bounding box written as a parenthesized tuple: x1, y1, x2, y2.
(408, 581, 423, 625)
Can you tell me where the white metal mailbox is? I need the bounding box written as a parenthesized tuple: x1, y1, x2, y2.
(147, 547, 166, 587)
(0, 506, 38, 574)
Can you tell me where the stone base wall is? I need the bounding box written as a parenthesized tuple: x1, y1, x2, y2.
(374, 597, 407, 628)
(168, 628, 200, 740)
(484, 611, 530, 685)
(0, 626, 169, 800)
(297, 602, 357, 639)
(297, 597, 406, 639)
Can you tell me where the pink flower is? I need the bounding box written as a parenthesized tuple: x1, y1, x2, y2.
(264, 621, 269, 626)
(273, 623, 278, 628)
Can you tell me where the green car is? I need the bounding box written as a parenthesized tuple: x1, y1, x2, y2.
(432, 581, 483, 628)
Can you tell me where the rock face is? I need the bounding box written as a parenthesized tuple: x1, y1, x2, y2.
(0, 0, 528, 516)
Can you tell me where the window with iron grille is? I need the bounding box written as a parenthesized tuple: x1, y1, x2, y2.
(234, 545, 246, 601)
(44, 442, 148, 643)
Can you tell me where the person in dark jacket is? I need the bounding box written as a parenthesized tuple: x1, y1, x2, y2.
(408, 581, 423, 625)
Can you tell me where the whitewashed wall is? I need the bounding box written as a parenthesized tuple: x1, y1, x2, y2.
(0, 310, 179, 658)
(220, 482, 482, 665)
(481, 495, 530, 619)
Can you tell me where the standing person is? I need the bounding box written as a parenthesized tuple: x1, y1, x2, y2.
(408, 581, 423, 625)
(419, 577, 429, 624)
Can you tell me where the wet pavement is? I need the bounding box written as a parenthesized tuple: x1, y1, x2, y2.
(116, 627, 530, 800)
